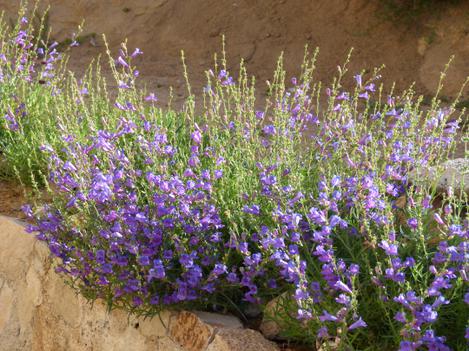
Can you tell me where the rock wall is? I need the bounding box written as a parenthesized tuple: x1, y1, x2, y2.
(0, 216, 278, 351)
(0, 0, 468, 100)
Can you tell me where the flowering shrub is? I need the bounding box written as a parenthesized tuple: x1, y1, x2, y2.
(2, 7, 468, 351)
(0, 8, 113, 183)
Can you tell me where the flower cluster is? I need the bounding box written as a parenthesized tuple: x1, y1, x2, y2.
(25, 114, 243, 309)
(4, 10, 467, 351)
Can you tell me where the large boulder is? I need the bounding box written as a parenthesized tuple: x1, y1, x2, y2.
(0, 216, 280, 351)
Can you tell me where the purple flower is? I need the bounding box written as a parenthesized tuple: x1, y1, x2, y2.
(319, 310, 338, 322)
(334, 280, 353, 294)
(145, 93, 157, 102)
(191, 130, 202, 144)
(433, 213, 445, 226)
(399, 341, 418, 351)
(354, 74, 362, 87)
(331, 175, 341, 187)
(364, 83, 375, 92)
(407, 218, 418, 230)
(148, 259, 165, 280)
(262, 125, 276, 136)
(138, 256, 150, 266)
(348, 317, 367, 330)
(294, 288, 309, 302)
(317, 326, 329, 338)
(131, 48, 143, 58)
(243, 204, 260, 215)
(335, 294, 351, 305)
(297, 309, 312, 320)
(214, 170, 223, 179)
(417, 305, 438, 323)
(394, 311, 406, 323)
(379, 240, 398, 256)
(358, 92, 369, 100)
(116, 56, 129, 68)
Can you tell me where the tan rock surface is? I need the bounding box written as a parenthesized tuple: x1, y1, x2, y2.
(259, 292, 296, 340)
(206, 328, 280, 351)
(168, 310, 279, 351)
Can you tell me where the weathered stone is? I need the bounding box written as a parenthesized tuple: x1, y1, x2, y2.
(409, 158, 469, 195)
(168, 311, 243, 351)
(169, 310, 280, 351)
(206, 328, 280, 351)
(259, 292, 292, 340)
(169, 311, 216, 351)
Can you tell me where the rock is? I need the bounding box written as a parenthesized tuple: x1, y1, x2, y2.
(419, 25, 469, 97)
(417, 37, 428, 56)
(207, 328, 280, 351)
(0, 215, 181, 351)
(409, 158, 469, 195)
(168, 311, 241, 351)
(259, 292, 294, 340)
(169, 310, 279, 351)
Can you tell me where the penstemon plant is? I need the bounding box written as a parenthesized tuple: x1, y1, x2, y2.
(1, 5, 468, 350)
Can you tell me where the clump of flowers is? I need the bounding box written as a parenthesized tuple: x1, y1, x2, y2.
(0, 6, 85, 182)
(2, 7, 467, 351)
(26, 121, 236, 309)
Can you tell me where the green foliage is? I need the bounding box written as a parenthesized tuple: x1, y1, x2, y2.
(1, 4, 468, 350)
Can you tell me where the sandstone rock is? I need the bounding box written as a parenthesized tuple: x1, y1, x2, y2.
(169, 311, 226, 351)
(409, 158, 469, 195)
(206, 328, 280, 351)
(259, 292, 294, 340)
(169, 310, 279, 351)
